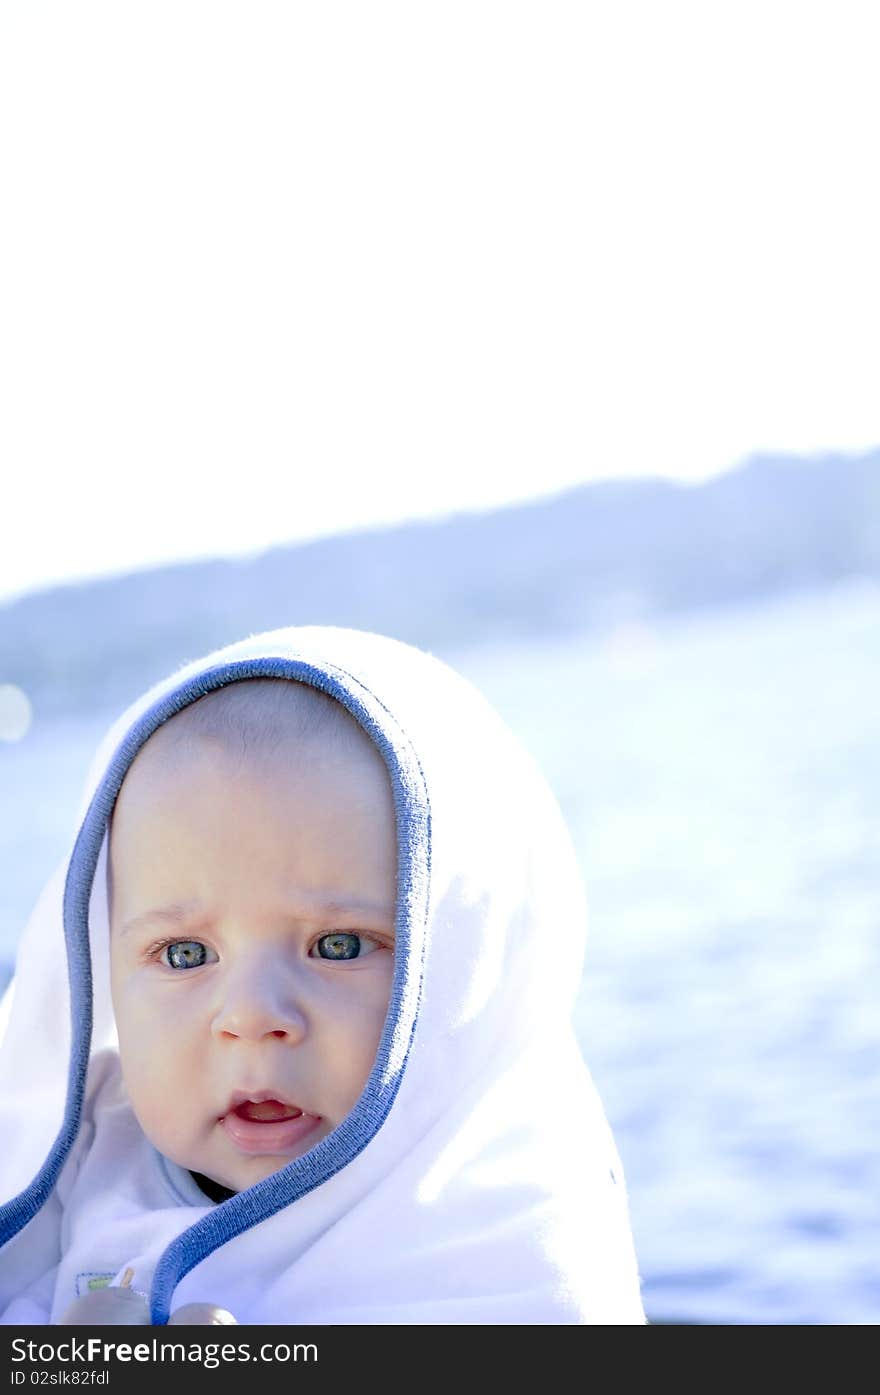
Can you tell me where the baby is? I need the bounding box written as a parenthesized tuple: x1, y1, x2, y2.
(0, 626, 646, 1325)
(108, 679, 397, 1209)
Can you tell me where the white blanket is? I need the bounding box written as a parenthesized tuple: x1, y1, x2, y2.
(0, 626, 645, 1323)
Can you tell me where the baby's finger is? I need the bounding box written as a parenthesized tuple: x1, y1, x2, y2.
(59, 1288, 151, 1325)
(167, 1302, 238, 1325)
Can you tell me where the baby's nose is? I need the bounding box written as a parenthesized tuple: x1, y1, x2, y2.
(210, 962, 308, 1045)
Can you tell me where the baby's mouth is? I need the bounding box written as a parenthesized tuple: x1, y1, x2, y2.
(221, 1089, 308, 1123)
(233, 1099, 303, 1124)
(219, 1092, 322, 1155)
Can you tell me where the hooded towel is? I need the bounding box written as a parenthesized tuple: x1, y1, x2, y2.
(0, 626, 645, 1324)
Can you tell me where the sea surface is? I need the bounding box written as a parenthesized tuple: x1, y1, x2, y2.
(2, 579, 879, 1324)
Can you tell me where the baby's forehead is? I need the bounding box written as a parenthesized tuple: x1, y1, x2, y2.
(110, 677, 381, 823)
(105, 678, 387, 897)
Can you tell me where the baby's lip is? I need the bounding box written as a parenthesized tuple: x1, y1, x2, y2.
(220, 1089, 318, 1121)
(219, 1092, 324, 1156)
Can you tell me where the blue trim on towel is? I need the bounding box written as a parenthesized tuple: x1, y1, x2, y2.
(0, 656, 431, 1325)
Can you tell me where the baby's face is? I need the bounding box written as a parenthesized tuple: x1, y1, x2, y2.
(108, 726, 397, 1193)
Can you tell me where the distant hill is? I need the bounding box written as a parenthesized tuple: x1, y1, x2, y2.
(2, 450, 878, 718)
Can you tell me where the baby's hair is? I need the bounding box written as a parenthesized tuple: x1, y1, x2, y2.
(151, 677, 362, 762)
(105, 679, 372, 913)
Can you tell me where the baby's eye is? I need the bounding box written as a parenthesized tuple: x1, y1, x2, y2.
(161, 940, 214, 971)
(312, 932, 379, 961)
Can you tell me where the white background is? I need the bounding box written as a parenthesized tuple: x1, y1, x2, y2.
(2, 1, 878, 601)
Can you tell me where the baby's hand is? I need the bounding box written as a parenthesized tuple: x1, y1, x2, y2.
(58, 1289, 238, 1325)
(59, 1287, 151, 1325)
(168, 1303, 238, 1325)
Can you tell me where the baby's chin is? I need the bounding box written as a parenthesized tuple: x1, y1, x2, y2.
(201, 1117, 335, 1193)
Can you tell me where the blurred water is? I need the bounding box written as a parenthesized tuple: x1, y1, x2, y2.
(2, 579, 879, 1323)
(453, 579, 880, 1326)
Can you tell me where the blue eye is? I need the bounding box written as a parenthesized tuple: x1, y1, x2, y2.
(162, 940, 210, 970)
(315, 933, 364, 961)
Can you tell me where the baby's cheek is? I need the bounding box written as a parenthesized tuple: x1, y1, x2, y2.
(125, 1071, 202, 1167)
(115, 1003, 188, 1137)
(334, 977, 392, 1111)
(118, 987, 182, 1051)
(112, 975, 153, 1034)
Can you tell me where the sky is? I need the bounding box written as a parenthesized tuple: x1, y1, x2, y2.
(2, 2, 879, 604)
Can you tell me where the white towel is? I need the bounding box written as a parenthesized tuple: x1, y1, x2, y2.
(0, 626, 645, 1324)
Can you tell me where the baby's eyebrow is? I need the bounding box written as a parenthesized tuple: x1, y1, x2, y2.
(318, 899, 395, 920)
(117, 896, 395, 938)
(117, 901, 204, 938)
